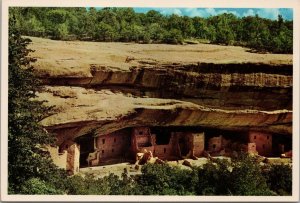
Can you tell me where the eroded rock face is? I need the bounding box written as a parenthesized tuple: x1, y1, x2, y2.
(29, 37, 292, 160)
(38, 86, 292, 141)
(40, 63, 292, 110)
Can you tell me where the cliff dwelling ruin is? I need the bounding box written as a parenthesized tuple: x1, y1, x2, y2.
(28, 37, 293, 175)
(46, 126, 292, 175)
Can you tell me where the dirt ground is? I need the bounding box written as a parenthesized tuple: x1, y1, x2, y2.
(28, 37, 292, 77)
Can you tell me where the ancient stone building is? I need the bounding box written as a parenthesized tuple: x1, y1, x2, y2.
(47, 126, 281, 174)
(171, 132, 205, 158)
(46, 145, 67, 170)
(131, 127, 155, 154)
(66, 143, 80, 174)
(190, 133, 205, 157)
(131, 127, 205, 160)
(208, 135, 223, 153)
(248, 131, 272, 156)
(207, 135, 240, 156)
(87, 130, 131, 166)
(152, 134, 179, 160)
(47, 140, 80, 175)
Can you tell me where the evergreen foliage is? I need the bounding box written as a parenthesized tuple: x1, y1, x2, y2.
(8, 12, 67, 194)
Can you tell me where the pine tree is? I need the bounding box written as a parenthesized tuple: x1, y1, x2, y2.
(8, 13, 66, 194)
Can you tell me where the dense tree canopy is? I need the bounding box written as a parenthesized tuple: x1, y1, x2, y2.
(10, 7, 292, 53)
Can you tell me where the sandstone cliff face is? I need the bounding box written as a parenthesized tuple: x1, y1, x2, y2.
(41, 63, 292, 110)
(38, 86, 291, 142)
(29, 37, 292, 142)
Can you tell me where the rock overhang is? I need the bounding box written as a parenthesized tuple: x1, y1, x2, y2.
(28, 37, 292, 140)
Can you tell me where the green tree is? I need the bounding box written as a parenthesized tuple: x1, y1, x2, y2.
(11, 7, 293, 53)
(272, 26, 293, 53)
(94, 22, 114, 41)
(147, 23, 165, 42)
(136, 163, 196, 195)
(145, 10, 164, 24)
(56, 23, 69, 40)
(8, 13, 67, 194)
(229, 153, 274, 195)
(84, 7, 98, 39)
(195, 159, 231, 195)
(180, 16, 195, 38)
(211, 13, 236, 45)
(163, 28, 183, 44)
(242, 15, 272, 52)
(20, 178, 64, 194)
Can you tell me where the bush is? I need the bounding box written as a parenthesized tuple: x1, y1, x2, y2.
(196, 159, 231, 195)
(163, 29, 183, 44)
(264, 164, 292, 195)
(229, 153, 274, 195)
(136, 163, 196, 195)
(66, 170, 137, 195)
(56, 158, 291, 195)
(20, 178, 64, 194)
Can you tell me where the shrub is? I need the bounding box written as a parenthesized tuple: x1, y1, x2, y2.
(20, 178, 64, 194)
(229, 153, 274, 196)
(264, 164, 292, 195)
(163, 29, 183, 44)
(136, 163, 196, 195)
(195, 159, 231, 195)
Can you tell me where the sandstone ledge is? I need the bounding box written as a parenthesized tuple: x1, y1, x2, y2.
(38, 86, 292, 140)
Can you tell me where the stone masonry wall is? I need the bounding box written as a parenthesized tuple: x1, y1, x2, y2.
(249, 131, 272, 156)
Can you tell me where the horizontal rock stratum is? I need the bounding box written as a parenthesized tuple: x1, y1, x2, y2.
(28, 36, 292, 78)
(38, 86, 291, 143)
(29, 37, 293, 140)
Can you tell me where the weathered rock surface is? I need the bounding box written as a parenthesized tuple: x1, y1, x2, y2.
(38, 86, 291, 143)
(43, 64, 292, 110)
(28, 37, 292, 141)
(29, 37, 292, 111)
(28, 36, 292, 78)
